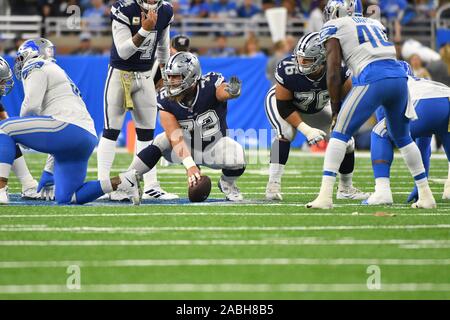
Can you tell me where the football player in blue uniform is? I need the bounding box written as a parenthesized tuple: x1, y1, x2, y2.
(97, 0, 178, 201)
(265, 32, 368, 201)
(127, 52, 247, 201)
(0, 39, 140, 205)
(367, 61, 450, 205)
(0, 56, 41, 200)
(307, 0, 435, 209)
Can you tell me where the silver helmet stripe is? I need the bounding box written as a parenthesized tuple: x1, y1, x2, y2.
(299, 32, 317, 53)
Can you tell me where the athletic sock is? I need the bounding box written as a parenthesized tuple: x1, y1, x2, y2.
(268, 163, 285, 184)
(319, 138, 348, 199)
(11, 156, 36, 188)
(97, 137, 117, 180)
(136, 140, 158, 189)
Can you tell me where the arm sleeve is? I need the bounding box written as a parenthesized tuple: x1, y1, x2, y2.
(112, 20, 139, 60)
(20, 70, 47, 117)
(156, 25, 170, 66)
(276, 99, 297, 119)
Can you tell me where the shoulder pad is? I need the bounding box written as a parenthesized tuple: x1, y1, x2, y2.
(275, 56, 296, 85)
(160, 1, 174, 25)
(203, 72, 224, 88)
(319, 24, 338, 44)
(111, 0, 134, 25)
(22, 59, 45, 80)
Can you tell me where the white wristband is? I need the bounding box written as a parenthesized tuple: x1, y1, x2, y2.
(296, 122, 311, 135)
(182, 156, 196, 170)
(138, 28, 151, 38)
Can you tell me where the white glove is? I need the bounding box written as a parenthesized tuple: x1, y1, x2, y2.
(297, 122, 326, 145)
(40, 185, 55, 201)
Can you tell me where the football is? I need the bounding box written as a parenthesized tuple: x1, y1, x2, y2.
(188, 175, 212, 202)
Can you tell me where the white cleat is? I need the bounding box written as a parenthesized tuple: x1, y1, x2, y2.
(265, 181, 283, 201)
(218, 178, 244, 202)
(336, 186, 370, 200)
(412, 197, 437, 209)
(109, 190, 132, 202)
(443, 179, 450, 200)
(142, 184, 179, 200)
(21, 180, 41, 200)
(362, 191, 393, 205)
(117, 170, 142, 205)
(306, 196, 333, 209)
(0, 186, 9, 205)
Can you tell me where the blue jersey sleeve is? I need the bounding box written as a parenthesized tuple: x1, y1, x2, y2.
(156, 89, 172, 113)
(110, 0, 133, 26)
(274, 56, 296, 87)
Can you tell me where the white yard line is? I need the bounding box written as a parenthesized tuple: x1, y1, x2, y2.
(0, 212, 448, 218)
(0, 239, 447, 248)
(0, 258, 449, 269)
(0, 224, 449, 233)
(0, 283, 449, 294)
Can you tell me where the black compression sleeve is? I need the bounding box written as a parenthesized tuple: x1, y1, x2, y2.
(276, 99, 296, 119)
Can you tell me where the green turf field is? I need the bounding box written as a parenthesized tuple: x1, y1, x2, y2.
(0, 150, 449, 299)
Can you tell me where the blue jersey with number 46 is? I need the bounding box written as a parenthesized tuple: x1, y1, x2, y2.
(319, 16, 405, 85)
(110, 0, 173, 72)
(274, 55, 350, 114)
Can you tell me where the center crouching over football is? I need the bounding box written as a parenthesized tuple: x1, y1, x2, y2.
(0, 0, 449, 300)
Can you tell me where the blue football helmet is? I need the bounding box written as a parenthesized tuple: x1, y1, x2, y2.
(14, 38, 55, 80)
(324, 0, 363, 21)
(0, 57, 14, 96)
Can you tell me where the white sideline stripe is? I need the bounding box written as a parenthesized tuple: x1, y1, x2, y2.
(1, 258, 449, 269)
(0, 239, 448, 248)
(0, 283, 449, 294)
(1, 212, 448, 218)
(1, 224, 449, 233)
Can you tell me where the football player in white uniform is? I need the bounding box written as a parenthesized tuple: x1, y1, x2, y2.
(307, 0, 435, 209)
(0, 39, 140, 205)
(97, 0, 178, 201)
(0, 56, 41, 200)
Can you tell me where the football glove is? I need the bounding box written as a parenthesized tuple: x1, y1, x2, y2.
(225, 76, 242, 97)
(37, 170, 55, 201)
(406, 184, 418, 203)
(297, 122, 326, 145)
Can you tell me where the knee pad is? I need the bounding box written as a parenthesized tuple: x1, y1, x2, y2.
(102, 128, 121, 141)
(136, 128, 154, 142)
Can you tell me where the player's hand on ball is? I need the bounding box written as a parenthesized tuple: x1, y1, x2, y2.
(187, 166, 202, 187)
(141, 10, 157, 31)
(225, 76, 242, 97)
(37, 170, 55, 201)
(298, 122, 326, 145)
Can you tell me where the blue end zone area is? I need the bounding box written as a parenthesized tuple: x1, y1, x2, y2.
(7, 194, 262, 206)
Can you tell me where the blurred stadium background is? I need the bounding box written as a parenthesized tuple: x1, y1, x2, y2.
(2, 0, 450, 151)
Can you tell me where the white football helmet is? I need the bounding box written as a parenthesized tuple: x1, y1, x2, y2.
(14, 38, 55, 80)
(323, 0, 362, 21)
